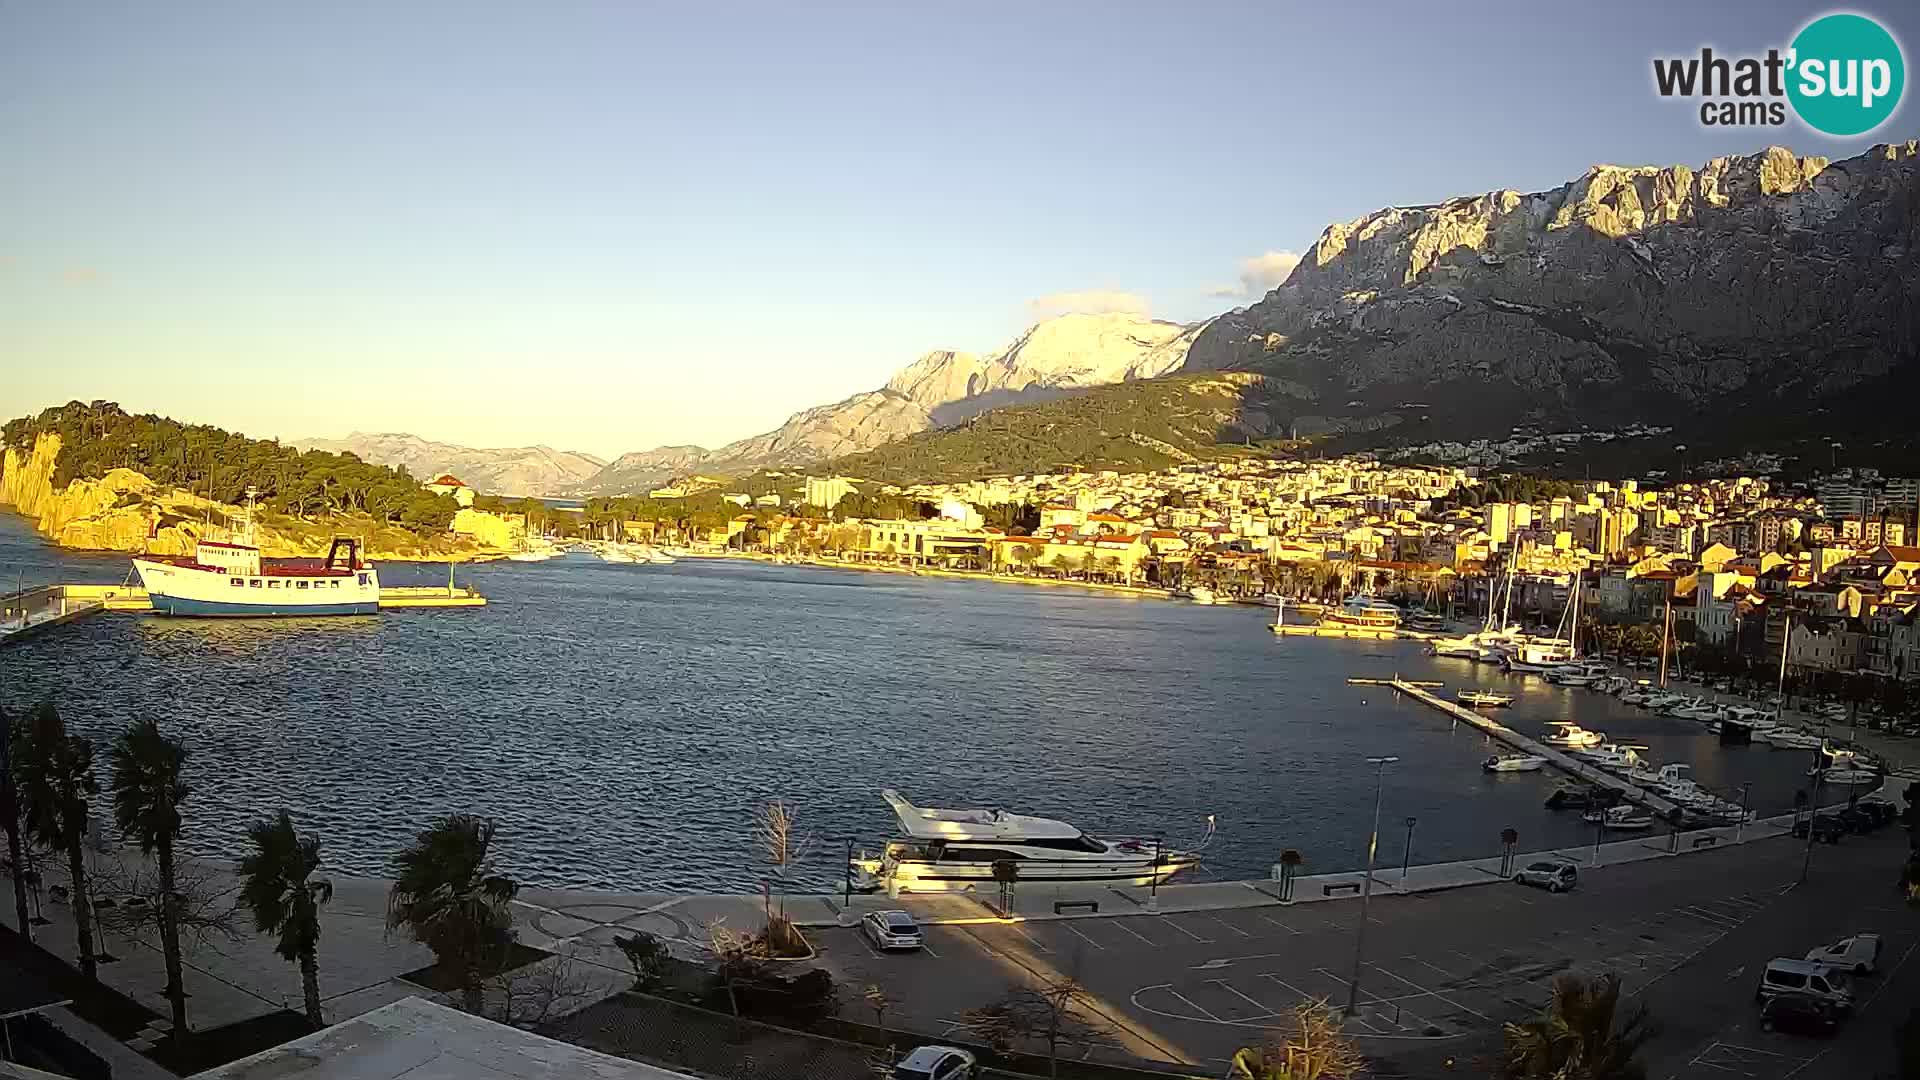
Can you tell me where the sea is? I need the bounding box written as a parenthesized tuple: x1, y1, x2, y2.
(0, 512, 1840, 894)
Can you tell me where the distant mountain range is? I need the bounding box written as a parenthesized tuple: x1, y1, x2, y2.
(309, 140, 1920, 493)
(291, 433, 605, 497)
(844, 140, 1920, 481)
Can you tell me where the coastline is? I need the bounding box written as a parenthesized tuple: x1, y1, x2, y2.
(683, 546, 1184, 600)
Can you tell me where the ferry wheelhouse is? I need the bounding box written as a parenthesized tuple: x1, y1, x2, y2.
(850, 789, 1206, 893)
(131, 491, 380, 617)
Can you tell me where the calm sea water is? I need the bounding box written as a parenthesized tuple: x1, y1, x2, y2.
(1, 512, 1832, 893)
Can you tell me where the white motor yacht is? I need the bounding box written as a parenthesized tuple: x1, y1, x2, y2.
(1457, 690, 1515, 708)
(1541, 722, 1605, 749)
(1811, 748, 1882, 788)
(1574, 743, 1648, 771)
(1483, 753, 1548, 772)
(849, 790, 1206, 893)
(1759, 727, 1824, 750)
(1581, 804, 1655, 830)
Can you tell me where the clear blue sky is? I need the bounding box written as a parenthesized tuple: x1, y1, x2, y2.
(2, 0, 1913, 459)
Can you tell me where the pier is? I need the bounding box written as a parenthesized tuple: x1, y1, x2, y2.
(1270, 622, 1431, 641)
(1387, 678, 1681, 816)
(0, 581, 487, 646)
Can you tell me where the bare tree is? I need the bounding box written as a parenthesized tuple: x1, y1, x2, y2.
(964, 972, 1109, 1078)
(1230, 1001, 1366, 1079)
(484, 942, 602, 1028)
(91, 854, 241, 961)
(705, 917, 762, 1017)
(755, 800, 813, 952)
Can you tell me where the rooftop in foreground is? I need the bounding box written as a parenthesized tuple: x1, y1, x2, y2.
(188, 997, 695, 1080)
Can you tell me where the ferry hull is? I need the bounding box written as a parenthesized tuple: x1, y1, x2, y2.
(147, 596, 379, 617)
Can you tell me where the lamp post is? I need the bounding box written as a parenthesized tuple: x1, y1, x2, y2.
(1736, 783, 1752, 841)
(1346, 755, 1399, 1019)
(1399, 817, 1417, 882)
(842, 837, 854, 910)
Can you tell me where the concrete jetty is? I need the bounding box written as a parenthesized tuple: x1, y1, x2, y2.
(0, 582, 487, 647)
(0, 584, 108, 645)
(1388, 678, 1682, 816)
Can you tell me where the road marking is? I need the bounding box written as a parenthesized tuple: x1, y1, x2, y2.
(1675, 905, 1741, 929)
(1309, 968, 1411, 1032)
(1208, 978, 1280, 1019)
(1203, 912, 1255, 938)
(1059, 921, 1106, 952)
(1407, 955, 1462, 980)
(1162, 917, 1214, 943)
(1365, 962, 1494, 1024)
(1163, 987, 1222, 1022)
(1002, 921, 1053, 954)
(920, 939, 941, 958)
(1109, 919, 1157, 946)
(1257, 912, 1302, 935)
(1191, 953, 1292, 971)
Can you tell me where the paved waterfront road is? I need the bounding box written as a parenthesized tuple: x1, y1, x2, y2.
(812, 832, 1919, 1078)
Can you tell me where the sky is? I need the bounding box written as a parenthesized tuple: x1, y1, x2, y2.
(3, 0, 1915, 460)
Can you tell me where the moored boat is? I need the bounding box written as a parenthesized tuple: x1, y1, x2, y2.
(131, 489, 379, 617)
(1483, 753, 1548, 773)
(850, 789, 1207, 893)
(1457, 689, 1514, 707)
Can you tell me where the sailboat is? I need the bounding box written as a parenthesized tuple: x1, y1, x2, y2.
(1504, 572, 1579, 673)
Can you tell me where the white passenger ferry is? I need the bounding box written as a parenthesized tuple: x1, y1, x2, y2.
(131, 491, 380, 617)
(850, 789, 1206, 893)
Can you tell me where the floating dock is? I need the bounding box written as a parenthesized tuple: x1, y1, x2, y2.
(1387, 679, 1680, 816)
(1270, 623, 1432, 641)
(2, 582, 485, 646)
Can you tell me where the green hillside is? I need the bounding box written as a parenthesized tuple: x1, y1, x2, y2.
(830, 371, 1296, 484)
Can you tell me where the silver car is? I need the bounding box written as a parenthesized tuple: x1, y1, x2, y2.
(1513, 859, 1578, 893)
(893, 1045, 976, 1080)
(862, 909, 924, 951)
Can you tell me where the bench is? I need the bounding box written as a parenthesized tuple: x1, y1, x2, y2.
(1323, 882, 1362, 897)
(1053, 900, 1098, 915)
(1691, 836, 1719, 848)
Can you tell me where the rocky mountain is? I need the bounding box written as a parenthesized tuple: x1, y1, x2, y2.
(1182, 141, 1920, 450)
(293, 432, 606, 496)
(579, 312, 1205, 493)
(840, 141, 1920, 482)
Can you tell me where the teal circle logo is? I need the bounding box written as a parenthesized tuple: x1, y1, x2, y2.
(1788, 13, 1905, 136)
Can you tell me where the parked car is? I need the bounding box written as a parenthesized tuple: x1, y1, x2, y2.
(1806, 933, 1882, 975)
(1513, 859, 1579, 893)
(1759, 993, 1843, 1036)
(862, 909, 925, 951)
(1756, 958, 1854, 1011)
(1791, 814, 1845, 843)
(1855, 797, 1900, 826)
(893, 1045, 977, 1080)
(1835, 807, 1879, 833)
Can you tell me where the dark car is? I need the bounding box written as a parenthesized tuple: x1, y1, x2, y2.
(1759, 993, 1843, 1036)
(1835, 807, 1878, 833)
(1791, 814, 1845, 843)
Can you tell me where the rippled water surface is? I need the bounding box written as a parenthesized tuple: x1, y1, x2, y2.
(1, 513, 1832, 892)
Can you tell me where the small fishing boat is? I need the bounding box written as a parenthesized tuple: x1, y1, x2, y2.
(1759, 727, 1823, 750)
(1582, 805, 1655, 830)
(1545, 786, 1600, 809)
(1483, 753, 1548, 773)
(1541, 722, 1605, 749)
(1457, 690, 1514, 708)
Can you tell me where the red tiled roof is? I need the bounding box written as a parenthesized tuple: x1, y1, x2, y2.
(431, 474, 466, 487)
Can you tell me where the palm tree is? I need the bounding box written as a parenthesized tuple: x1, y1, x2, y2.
(1499, 973, 1651, 1080)
(238, 811, 333, 1028)
(109, 717, 192, 1035)
(1, 707, 33, 941)
(385, 815, 519, 1014)
(13, 703, 99, 979)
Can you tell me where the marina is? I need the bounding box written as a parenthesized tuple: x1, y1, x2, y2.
(0, 512, 1887, 892)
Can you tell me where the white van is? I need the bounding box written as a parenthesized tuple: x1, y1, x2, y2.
(1756, 958, 1854, 1010)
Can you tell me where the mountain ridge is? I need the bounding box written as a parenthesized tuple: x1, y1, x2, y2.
(292, 432, 606, 497)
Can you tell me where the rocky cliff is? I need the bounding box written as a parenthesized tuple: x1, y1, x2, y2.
(1184, 141, 1920, 451)
(1, 433, 505, 561)
(582, 312, 1206, 493)
(292, 432, 606, 496)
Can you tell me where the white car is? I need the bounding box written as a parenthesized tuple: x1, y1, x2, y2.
(862, 909, 924, 951)
(1806, 933, 1882, 975)
(892, 1045, 976, 1080)
(1513, 859, 1579, 893)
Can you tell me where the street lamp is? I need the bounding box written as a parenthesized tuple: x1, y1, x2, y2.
(1399, 817, 1417, 882)
(1346, 755, 1399, 1019)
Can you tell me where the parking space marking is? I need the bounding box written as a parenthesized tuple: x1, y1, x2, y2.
(1364, 961, 1494, 1024)
(1162, 987, 1222, 1022)
(1258, 913, 1301, 936)
(1109, 919, 1158, 947)
(1202, 912, 1255, 938)
(1058, 921, 1105, 952)
(1003, 921, 1053, 954)
(1207, 979, 1281, 1020)
(1162, 916, 1214, 943)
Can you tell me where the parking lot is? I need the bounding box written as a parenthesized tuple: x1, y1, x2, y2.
(814, 831, 1919, 1077)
